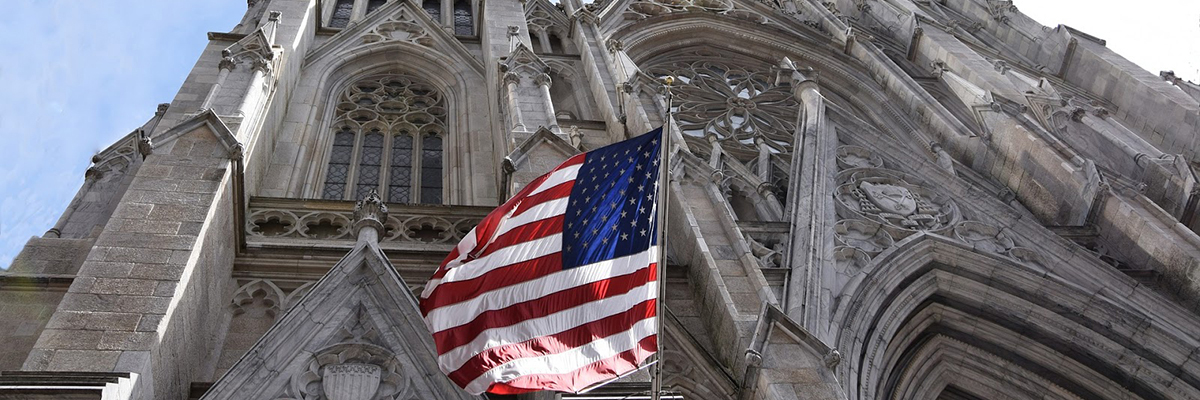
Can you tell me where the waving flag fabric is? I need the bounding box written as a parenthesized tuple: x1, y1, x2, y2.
(419, 128, 663, 395)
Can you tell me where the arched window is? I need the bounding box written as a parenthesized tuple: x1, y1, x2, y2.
(422, 0, 441, 22)
(547, 32, 565, 53)
(321, 75, 447, 203)
(329, 0, 354, 28)
(453, 0, 473, 36)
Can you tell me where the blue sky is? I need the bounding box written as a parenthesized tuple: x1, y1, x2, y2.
(0, 1, 244, 267)
(0, 1, 1197, 268)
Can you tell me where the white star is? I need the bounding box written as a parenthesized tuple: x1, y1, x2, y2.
(601, 237, 609, 244)
(640, 229, 647, 236)
(621, 233, 629, 241)
(621, 211, 628, 218)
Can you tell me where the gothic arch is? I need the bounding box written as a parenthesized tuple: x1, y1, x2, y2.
(294, 40, 493, 205)
(833, 234, 1200, 400)
(614, 14, 952, 155)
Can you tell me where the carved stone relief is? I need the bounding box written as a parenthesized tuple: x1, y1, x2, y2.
(833, 219, 895, 256)
(280, 304, 414, 400)
(953, 221, 1016, 255)
(623, 0, 771, 24)
(362, 8, 433, 46)
(248, 208, 477, 244)
(835, 145, 883, 170)
(835, 168, 960, 238)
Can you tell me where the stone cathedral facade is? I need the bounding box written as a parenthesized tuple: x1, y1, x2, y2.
(5, 0, 1200, 398)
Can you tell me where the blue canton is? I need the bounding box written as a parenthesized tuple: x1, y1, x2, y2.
(562, 128, 662, 269)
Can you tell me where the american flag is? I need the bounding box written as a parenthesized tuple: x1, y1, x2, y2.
(419, 128, 663, 395)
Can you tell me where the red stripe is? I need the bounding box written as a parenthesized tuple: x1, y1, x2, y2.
(484, 334, 657, 394)
(433, 263, 658, 353)
(448, 299, 656, 385)
(430, 154, 584, 281)
(511, 181, 574, 217)
(468, 214, 565, 261)
(420, 252, 563, 315)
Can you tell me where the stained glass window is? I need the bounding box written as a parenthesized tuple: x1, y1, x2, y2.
(321, 127, 356, 199)
(423, 0, 441, 22)
(329, 0, 353, 28)
(355, 130, 385, 200)
(321, 75, 447, 203)
(453, 0, 473, 36)
(389, 133, 414, 203)
(420, 134, 444, 204)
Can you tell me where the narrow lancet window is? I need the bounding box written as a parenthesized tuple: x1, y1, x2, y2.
(420, 134, 444, 204)
(423, 0, 441, 22)
(389, 133, 414, 203)
(355, 130, 385, 200)
(453, 0, 473, 36)
(322, 128, 355, 199)
(329, 0, 354, 28)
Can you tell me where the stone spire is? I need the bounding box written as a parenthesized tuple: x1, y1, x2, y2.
(352, 189, 388, 245)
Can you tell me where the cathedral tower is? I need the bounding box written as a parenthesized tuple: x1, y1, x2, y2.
(4, 0, 1200, 399)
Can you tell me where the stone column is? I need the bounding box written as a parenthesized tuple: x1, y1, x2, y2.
(778, 57, 837, 332)
(199, 57, 236, 111)
(503, 72, 526, 132)
(755, 137, 771, 183)
(236, 57, 272, 121)
(45, 167, 100, 238)
(534, 73, 559, 134)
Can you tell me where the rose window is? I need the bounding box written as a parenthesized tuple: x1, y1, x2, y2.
(646, 55, 797, 163)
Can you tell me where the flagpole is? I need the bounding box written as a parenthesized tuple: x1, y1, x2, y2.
(652, 76, 675, 400)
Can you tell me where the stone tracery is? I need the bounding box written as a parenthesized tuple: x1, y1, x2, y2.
(321, 74, 447, 204)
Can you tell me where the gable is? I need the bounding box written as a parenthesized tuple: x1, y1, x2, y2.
(201, 238, 480, 400)
(304, 1, 484, 76)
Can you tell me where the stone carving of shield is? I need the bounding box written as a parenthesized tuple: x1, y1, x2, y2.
(322, 363, 382, 400)
(860, 181, 917, 216)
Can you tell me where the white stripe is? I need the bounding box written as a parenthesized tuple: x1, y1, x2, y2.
(437, 278, 657, 373)
(463, 317, 658, 394)
(422, 227, 479, 298)
(495, 197, 568, 238)
(528, 164, 581, 197)
(426, 247, 657, 332)
(424, 168, 576, 297)
(433, 234, 562, 290)
(430, 197, 567, 292)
